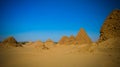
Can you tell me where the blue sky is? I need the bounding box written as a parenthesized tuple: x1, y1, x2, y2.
(0, 0, 120, 42)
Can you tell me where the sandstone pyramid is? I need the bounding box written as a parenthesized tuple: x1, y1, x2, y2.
(98, 9, 120, 43)
(2, 36, 22, 47)
(2, 36, 17, 43)
(24, 41, 33, 46)
(33, 40, 44, 48)
(58, 36, 69, 45)
(68, 35, 76, 45)
(76, 28, 92, 44)
(44, 39, 55, 48)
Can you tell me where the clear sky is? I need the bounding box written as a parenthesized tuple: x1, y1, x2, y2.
(0, 0, 120, 42)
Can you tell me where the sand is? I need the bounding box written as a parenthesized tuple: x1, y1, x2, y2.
(0, 43, 120, 67)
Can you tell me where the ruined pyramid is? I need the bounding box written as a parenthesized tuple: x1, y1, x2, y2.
(76, 28, 92, 44)
(58, 36, 69, 45)
(98, 9, 120, 43)
(45, 39, 55, 48)
(2, 36, 17, 43)
(68, 35, 76, 45)
(33, 40, 44, 48)
(2, 36, 22, 47)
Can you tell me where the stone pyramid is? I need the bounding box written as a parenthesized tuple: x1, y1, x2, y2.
(98, 9, 120, 43)
(33, 40, 44, 48)
(2, 36, 17, 43)
(58, 36, 69, 45)
(24, 41, 33, 46)
(45, 39, 55, 48)
(76, 28, 92, 44)
(68, 35, 76, 45)
(45, 39, 54, 45)
(2, 36, 21, 47)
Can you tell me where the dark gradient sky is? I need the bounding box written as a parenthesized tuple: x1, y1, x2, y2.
(0, 0, 120, 42)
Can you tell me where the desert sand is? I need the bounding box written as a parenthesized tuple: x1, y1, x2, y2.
(0, 43, 120, 67)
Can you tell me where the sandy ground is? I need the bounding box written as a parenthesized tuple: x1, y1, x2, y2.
(0, 44, 120, 67)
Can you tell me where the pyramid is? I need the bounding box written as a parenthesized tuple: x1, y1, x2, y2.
(24, 41, 33, 46)
(45, 39, 54, 45)
(68, 35, 76, 45)
(33, 40, 44, 48)
(58, 36, 69, 45)
(2, 36, 22, 47)
(2, 36, 17, 43)
(76, 28, 92, 44)
(98, 9, 120, 43)
(44, 39, 55, 48)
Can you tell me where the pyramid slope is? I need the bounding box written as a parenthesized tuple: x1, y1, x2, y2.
(98, 9, 120, 42)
